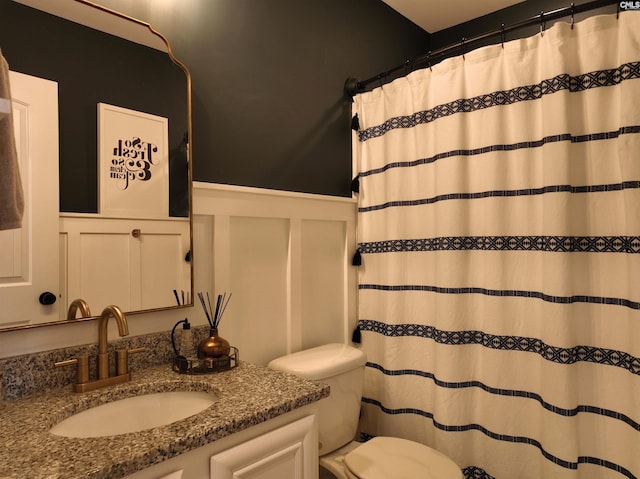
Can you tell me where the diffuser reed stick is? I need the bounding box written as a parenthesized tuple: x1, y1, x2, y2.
(198, 291, 232, 329)
(173, 289, 190, 306)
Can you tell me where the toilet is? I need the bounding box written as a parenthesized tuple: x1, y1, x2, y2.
(268, 343, 463, 479)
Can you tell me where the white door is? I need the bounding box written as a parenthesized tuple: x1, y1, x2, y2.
(0, 71, 59, 328)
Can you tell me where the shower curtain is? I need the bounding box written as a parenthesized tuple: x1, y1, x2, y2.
(352, 12, 640, 479)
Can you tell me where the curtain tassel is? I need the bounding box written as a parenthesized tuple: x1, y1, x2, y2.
(351, 323, 362, 343)
(352, 248, 362, 266)
(351, 174, 360, 193)
(351, 113, 360, 131)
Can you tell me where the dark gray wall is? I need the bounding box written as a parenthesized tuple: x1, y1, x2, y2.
(4, 1, 620, 198)
(85, 0, 432, 197)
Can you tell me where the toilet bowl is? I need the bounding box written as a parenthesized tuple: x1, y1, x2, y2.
(268, 343, 462, 479)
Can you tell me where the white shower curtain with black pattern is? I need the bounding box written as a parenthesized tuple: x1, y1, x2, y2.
(351, 12, 640, 479)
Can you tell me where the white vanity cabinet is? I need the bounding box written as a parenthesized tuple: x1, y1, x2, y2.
(123, 406, 318, 479)
(210, 414, 316, 479)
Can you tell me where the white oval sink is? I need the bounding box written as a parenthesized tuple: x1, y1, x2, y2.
(50, 391, 217, 438)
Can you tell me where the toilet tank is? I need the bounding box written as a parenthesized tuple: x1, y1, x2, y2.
(268, 343, 367, 455)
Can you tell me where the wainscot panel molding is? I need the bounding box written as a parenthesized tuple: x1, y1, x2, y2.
(193, 182, 358, 365)
(0, 184, 356, 362)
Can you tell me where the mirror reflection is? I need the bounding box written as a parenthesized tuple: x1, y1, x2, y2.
(0, 0, 192, 330)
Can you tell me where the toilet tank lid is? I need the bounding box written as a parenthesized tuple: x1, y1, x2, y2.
(268, 343, 367, 380)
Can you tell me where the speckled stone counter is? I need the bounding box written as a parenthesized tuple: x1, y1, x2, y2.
(0, 361, 329, 479)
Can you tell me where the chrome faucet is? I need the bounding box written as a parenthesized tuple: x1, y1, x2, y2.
(97, 305, 129, 379)
(55, 304, 144, 393)
(66, 298, 92, 321)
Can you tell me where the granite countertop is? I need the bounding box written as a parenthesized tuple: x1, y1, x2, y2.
(0, 361, 329, 479)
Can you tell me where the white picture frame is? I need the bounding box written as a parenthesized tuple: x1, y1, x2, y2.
(98, 103, 168, 218)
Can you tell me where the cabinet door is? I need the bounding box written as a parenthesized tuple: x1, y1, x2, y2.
(60, 215, 190, 314)
(210, 415, 317, 479)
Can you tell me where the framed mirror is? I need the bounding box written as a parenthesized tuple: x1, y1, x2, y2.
(0, 0, 193, 330)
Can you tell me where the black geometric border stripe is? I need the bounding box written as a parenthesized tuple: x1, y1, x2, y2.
(366, 361, 640, 432)
(358, 319, 640, 376)
(357, 62, 640, 142)
(358, 179, 640, 213)
(359, 236, 640, 254)
(462, 467, 496, 479)
(359, 125, 640, 179)
(359, 283, 640, 311)
(362, 396, 636, 479)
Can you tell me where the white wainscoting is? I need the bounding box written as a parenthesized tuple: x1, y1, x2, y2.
(193, 182, 358, 365)
(0, 183, 356, 360)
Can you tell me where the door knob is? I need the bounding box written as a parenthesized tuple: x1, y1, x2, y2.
(39, 291, 57, 305)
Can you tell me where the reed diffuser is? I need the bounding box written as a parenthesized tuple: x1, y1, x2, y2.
(197, 292, 232, 359)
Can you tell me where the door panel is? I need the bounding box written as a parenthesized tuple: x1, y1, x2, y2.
(0, 71, 59, 327)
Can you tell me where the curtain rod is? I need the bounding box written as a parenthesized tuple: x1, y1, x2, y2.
(345, 0, 619, 97)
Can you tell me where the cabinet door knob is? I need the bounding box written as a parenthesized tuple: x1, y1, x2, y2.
(39, 291, 57, 305)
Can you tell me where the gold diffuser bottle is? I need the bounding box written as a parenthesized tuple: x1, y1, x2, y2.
(197, 292, 232, 366)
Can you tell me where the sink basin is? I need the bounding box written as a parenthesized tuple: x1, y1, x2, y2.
(50, 390, 217, 438)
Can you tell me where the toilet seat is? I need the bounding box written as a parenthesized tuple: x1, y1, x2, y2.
(343, 437, 463, 479)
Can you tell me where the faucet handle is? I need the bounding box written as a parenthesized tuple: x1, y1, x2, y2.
(55, 355, 89, 385)
(116, 347, 146, 376)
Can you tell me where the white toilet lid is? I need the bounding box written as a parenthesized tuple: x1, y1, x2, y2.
(343, 437, 462, 479)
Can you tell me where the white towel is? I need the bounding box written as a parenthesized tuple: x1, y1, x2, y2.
(0, 50, 24, 231)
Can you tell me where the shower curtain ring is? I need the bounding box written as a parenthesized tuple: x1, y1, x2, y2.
(539, 11, 546, 37)
(427, 51, 432, 71)
(570, 3, 575, 29)
(500, 23, 506, 48)
(461, 37, 466, 60)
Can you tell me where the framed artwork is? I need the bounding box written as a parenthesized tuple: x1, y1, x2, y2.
(98, 103, 168, 218)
